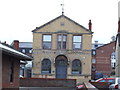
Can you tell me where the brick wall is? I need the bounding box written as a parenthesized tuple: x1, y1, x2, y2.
(2, 53, 20, 89)
(20, 78, 76, 87)
(93, 41, 115, 76)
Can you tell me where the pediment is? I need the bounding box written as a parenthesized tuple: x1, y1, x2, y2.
(32, 15, 93, 34)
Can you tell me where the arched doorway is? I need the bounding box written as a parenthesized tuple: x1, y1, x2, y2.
(55, 55, 68, 79)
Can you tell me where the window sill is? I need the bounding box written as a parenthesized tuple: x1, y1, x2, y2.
(72, 49, 82, 50)
(42, 49, 52, 50)
(71, 73, 82, 75)
(41, 73, 52, 75)
(69, 74, 91, 76)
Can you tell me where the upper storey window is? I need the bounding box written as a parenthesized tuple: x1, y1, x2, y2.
(43, 35, 52, 49)
(73, 35, 82, 49)
(57, 34, 67, 49)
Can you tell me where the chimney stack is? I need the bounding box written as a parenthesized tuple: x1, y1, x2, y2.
(88, 20, 92, 31)
(13, 40, 19, 50)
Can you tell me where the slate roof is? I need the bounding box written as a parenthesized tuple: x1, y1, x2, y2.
(32, 15, 93, 33)
(0, 43, 32, 60)
(19, 42, 32, 48)
(92, 43, 104, 49)
(96, 41, 115, 49)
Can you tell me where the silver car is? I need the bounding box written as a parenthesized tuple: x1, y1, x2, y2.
(109, 77, 120, 89)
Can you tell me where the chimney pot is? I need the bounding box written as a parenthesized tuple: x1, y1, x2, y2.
(88, 20, 92, 31)
(4, 41, 6, 44)
(13, 40, 19, 50)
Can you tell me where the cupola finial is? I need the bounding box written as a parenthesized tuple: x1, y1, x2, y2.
(61, 1, 64, 15)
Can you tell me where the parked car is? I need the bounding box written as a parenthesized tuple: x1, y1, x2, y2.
(19, 75, 23, 78)
(95, 78, 115, 83)
(95, 72, 103, 80)
(109, 77, 120, 89)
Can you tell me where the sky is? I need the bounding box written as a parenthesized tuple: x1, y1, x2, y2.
(0, 0, 119, 44)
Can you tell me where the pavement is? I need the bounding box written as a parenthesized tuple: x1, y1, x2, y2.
(19, 87, 76, 90)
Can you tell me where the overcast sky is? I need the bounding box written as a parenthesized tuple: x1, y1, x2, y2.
(0, 0, 119, 44)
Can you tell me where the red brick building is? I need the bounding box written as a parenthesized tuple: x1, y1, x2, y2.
(92, 41, 115, 79)
(0, 41, 32, 89)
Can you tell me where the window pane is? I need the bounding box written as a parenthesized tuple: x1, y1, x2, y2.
(63, 42, 66, 49)
(43, 35, 52, 49)
(58, 35, 62, 41)
(92, 50, 96, 55)
(92, 59, 96, 63)
(63, 35, 67, 41)
(57, 42, 61, 49)
(43, 35, 51, 41)
(43, 42, 51, 49)
(73, 36, 81, 42)
(57, 34, 67, 49)
(22, 49, 25, 53)
(73, 43, 81, 49)
(29, 49, 32, 53)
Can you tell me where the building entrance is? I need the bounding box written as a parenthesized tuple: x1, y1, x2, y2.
(55, 55, 68, 79)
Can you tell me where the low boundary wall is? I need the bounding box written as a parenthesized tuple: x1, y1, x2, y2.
(20, 78, 76, 88)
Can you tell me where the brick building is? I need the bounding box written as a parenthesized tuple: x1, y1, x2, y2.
(0, 41, 32, 89)
(32, 14, 93, 83)
(92, 41, 115, 79)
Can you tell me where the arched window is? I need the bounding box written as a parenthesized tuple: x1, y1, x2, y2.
(72, 59, 82, 74)
(41, 59, 51, 74)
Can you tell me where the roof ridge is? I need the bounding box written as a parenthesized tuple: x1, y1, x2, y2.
(96, 41, 116, 49)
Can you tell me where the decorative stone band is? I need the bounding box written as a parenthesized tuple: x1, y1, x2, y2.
(32, 49, 91, 55)
(32, 73, 91, 76)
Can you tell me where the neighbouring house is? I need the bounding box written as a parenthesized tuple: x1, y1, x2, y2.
(0, 41, 32, 89)
(32, 14, 93, 83)
(91, 41, 104, 79)
(19, 42, 32, 56)
(91, 41, 115, 79)
(19, 42, 32, 78)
